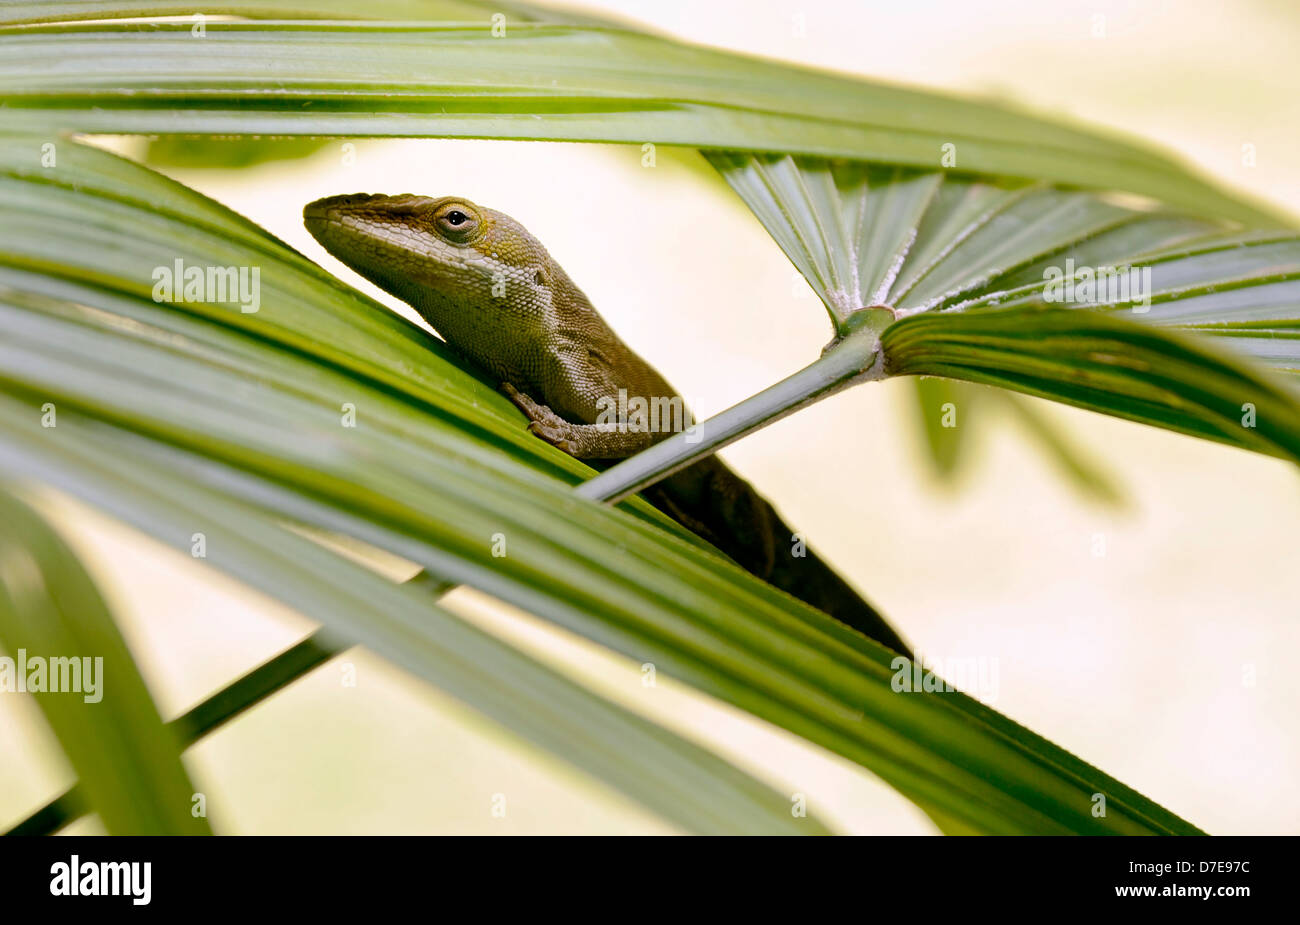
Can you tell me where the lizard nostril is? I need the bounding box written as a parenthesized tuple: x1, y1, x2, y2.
(533, 270, 546, 287)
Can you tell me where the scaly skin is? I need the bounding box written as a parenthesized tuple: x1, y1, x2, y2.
(304, 193, 910, 654)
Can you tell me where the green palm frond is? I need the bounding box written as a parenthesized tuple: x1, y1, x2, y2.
(708, 153, 1300, 464)
(0, 135, 1204, 834)
(4, 1, 1289, 836)
(0, 10, 1282, 224)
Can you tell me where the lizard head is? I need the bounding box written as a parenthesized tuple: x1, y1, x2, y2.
(304, 193, 561, 379)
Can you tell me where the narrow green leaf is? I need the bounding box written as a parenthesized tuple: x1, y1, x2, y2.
(882, 306, 1300, 463)
(993, 391, 1126, 506)
(909, 379, 1124, 502)
(0, 14, 1280, 224)
(13, 633, 329, 835)
(0, 413, 821, 837)
(0, 0, 612, 27)
(142, 136, 332, 169)
(983, 232, 1300, 375)
(0, 488, 212, 835)
(911, 377, 971, 479)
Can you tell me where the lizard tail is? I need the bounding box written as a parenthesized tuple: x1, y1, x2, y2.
(647, 456, 912, 657)
(764, 536, 912, 656)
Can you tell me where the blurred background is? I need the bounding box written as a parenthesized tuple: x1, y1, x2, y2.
(2, 0, 1297, 834)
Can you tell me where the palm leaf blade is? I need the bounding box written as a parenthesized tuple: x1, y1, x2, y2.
(0, 490, 212, 834)
(0, 134, 1202, 835)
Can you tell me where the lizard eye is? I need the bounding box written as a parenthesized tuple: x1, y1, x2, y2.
(433, 204, 479, 239)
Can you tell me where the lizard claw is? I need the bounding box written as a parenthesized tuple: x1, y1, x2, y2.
(502, 381, 551, 420)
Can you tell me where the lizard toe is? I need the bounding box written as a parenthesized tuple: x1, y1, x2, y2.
(526, 421, 579, 456)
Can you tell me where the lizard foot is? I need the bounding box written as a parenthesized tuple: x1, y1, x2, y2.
(501, 382, 580, 455)
(526, 420, 579, 455)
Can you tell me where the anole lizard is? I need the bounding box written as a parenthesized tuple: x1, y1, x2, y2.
(304, 193, 910, 655)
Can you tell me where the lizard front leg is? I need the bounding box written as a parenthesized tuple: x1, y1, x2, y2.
(501, 382, 653, 459)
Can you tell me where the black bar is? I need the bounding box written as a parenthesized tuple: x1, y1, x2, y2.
(0, 835, 1283, 911)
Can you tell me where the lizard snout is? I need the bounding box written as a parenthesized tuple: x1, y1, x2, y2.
(305, 193, 439, 225)
(303, 193, 379, 225)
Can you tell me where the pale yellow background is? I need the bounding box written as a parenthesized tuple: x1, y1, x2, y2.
(1, 0, 1297, 834)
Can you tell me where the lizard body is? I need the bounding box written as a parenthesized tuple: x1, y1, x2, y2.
(305, 193, 910, 654)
